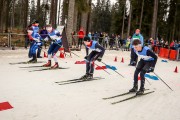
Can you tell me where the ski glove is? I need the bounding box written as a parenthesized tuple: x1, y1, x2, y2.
(97, 57, 102, 62)
(36, 42, 42, 46)
(147, 67, 154, 73)
(44, 37, 49, 41)
(84, 55, 88, 60)
(34, 38, 41, 42)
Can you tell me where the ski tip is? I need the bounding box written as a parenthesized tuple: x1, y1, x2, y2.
(111, 102, 117, 105)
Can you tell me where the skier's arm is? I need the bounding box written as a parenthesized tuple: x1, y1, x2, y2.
(32, 34, 41, 42)
(94, 43, 105, 59)
(147, 50, 158, 67)
(55, 31, 61, 37)
(85, 45, 89, 56)
(140, 34, 144, 46)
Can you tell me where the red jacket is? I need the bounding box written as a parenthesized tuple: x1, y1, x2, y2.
(170, 42, 174, 47)
(78, 30, 84, 39)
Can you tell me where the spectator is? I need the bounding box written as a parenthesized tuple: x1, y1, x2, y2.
(77, 27, 85, 50)
(176, 41, 180, 61)
(94, 32, 98, 41)
(109, 34, 115, 50)
(148, 38, 154, 50)
(170, 40, 175, 49)
(129, 29, 144, 66)
(71, 31, 76, 48)
(160, 38, 165, 47)
(104, 33, 109, 49)
(91, 32, 95, 40)
(88, 32, 92, 40)
(124, 36, 131, 51)
(99, 32, 103, 45)
(164, 41, 169, 49)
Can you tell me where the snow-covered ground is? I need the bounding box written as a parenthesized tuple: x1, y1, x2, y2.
(0, 48, 180, 120)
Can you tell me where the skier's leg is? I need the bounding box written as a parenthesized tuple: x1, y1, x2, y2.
(51, 44, 61, 69)
(129, 60, 145, 92)
(136, 62, 151, 95)
(42, 44, 55, 67)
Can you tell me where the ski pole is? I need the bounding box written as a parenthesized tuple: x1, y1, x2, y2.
(145, 78, 151, 85)
(153, 72, 173, 91)
(94, 62, 111, 75)
(101, 61, 124, 78)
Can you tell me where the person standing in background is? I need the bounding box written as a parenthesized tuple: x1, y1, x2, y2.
(129, 29, 144, 66)
(77, 27, 85, 50)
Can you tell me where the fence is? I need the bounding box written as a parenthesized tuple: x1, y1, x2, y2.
(0, 33, 26, 48)
(154, 46, 180, 61)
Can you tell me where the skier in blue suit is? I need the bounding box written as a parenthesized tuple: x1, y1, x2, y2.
(42, 25, 62, 69)
(129, 39, 157, 95)
(27, 28, 42, 63)
(81, 36, 105, 79)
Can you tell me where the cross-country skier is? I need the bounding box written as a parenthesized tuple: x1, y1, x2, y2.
(28, 20, 40, 58)
(81, 36, 105, 79)
(129, 39, 158, 95)
(42, 25, 62, 69)
(27, 28, 42, 63)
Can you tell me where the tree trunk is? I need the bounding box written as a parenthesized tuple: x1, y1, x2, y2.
(73, 8, 78, 32)
(172, 3, 177, 40)
(127, 3, 132, 37)
(139, 0, 144, 29)
(81, 12, 88, 35)
(37, 0, 41, 20)
(50, 0, 55, 25)
(24, 0, 29, 31)
(58, 0, 61, 25)
(86, 0, 92, 34)
(43, 0, 49, 26)
(0, 0, 5, 32)
(121, 5, 125, 39)
(10, 0, 16, 31)
(5, 0, 10, 32)
(54, 0, 58, 27)
(151, 0, 158, 39)
(66, 0, 75, 45)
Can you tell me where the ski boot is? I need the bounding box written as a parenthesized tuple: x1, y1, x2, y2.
(128, 62, 136, 66)
(28, 59, 34, 63)
(43, 60, 51, 67)
(51, 62, 59, 69)
(86, 74, 93, 80)
(37, 56, 42, 58)
(129, 85, 138, 92)
(136, 88, 145, 95)
(31, 58, 37, 63)
(80, 74, 89, 80)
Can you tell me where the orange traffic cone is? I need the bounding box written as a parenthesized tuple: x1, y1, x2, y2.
(174, 66, 178, 73)
(114, 56, 117, 62)
(121, 57, 124, 63)
(44, 52, 47, 58)
(59, 52, 65, 58)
